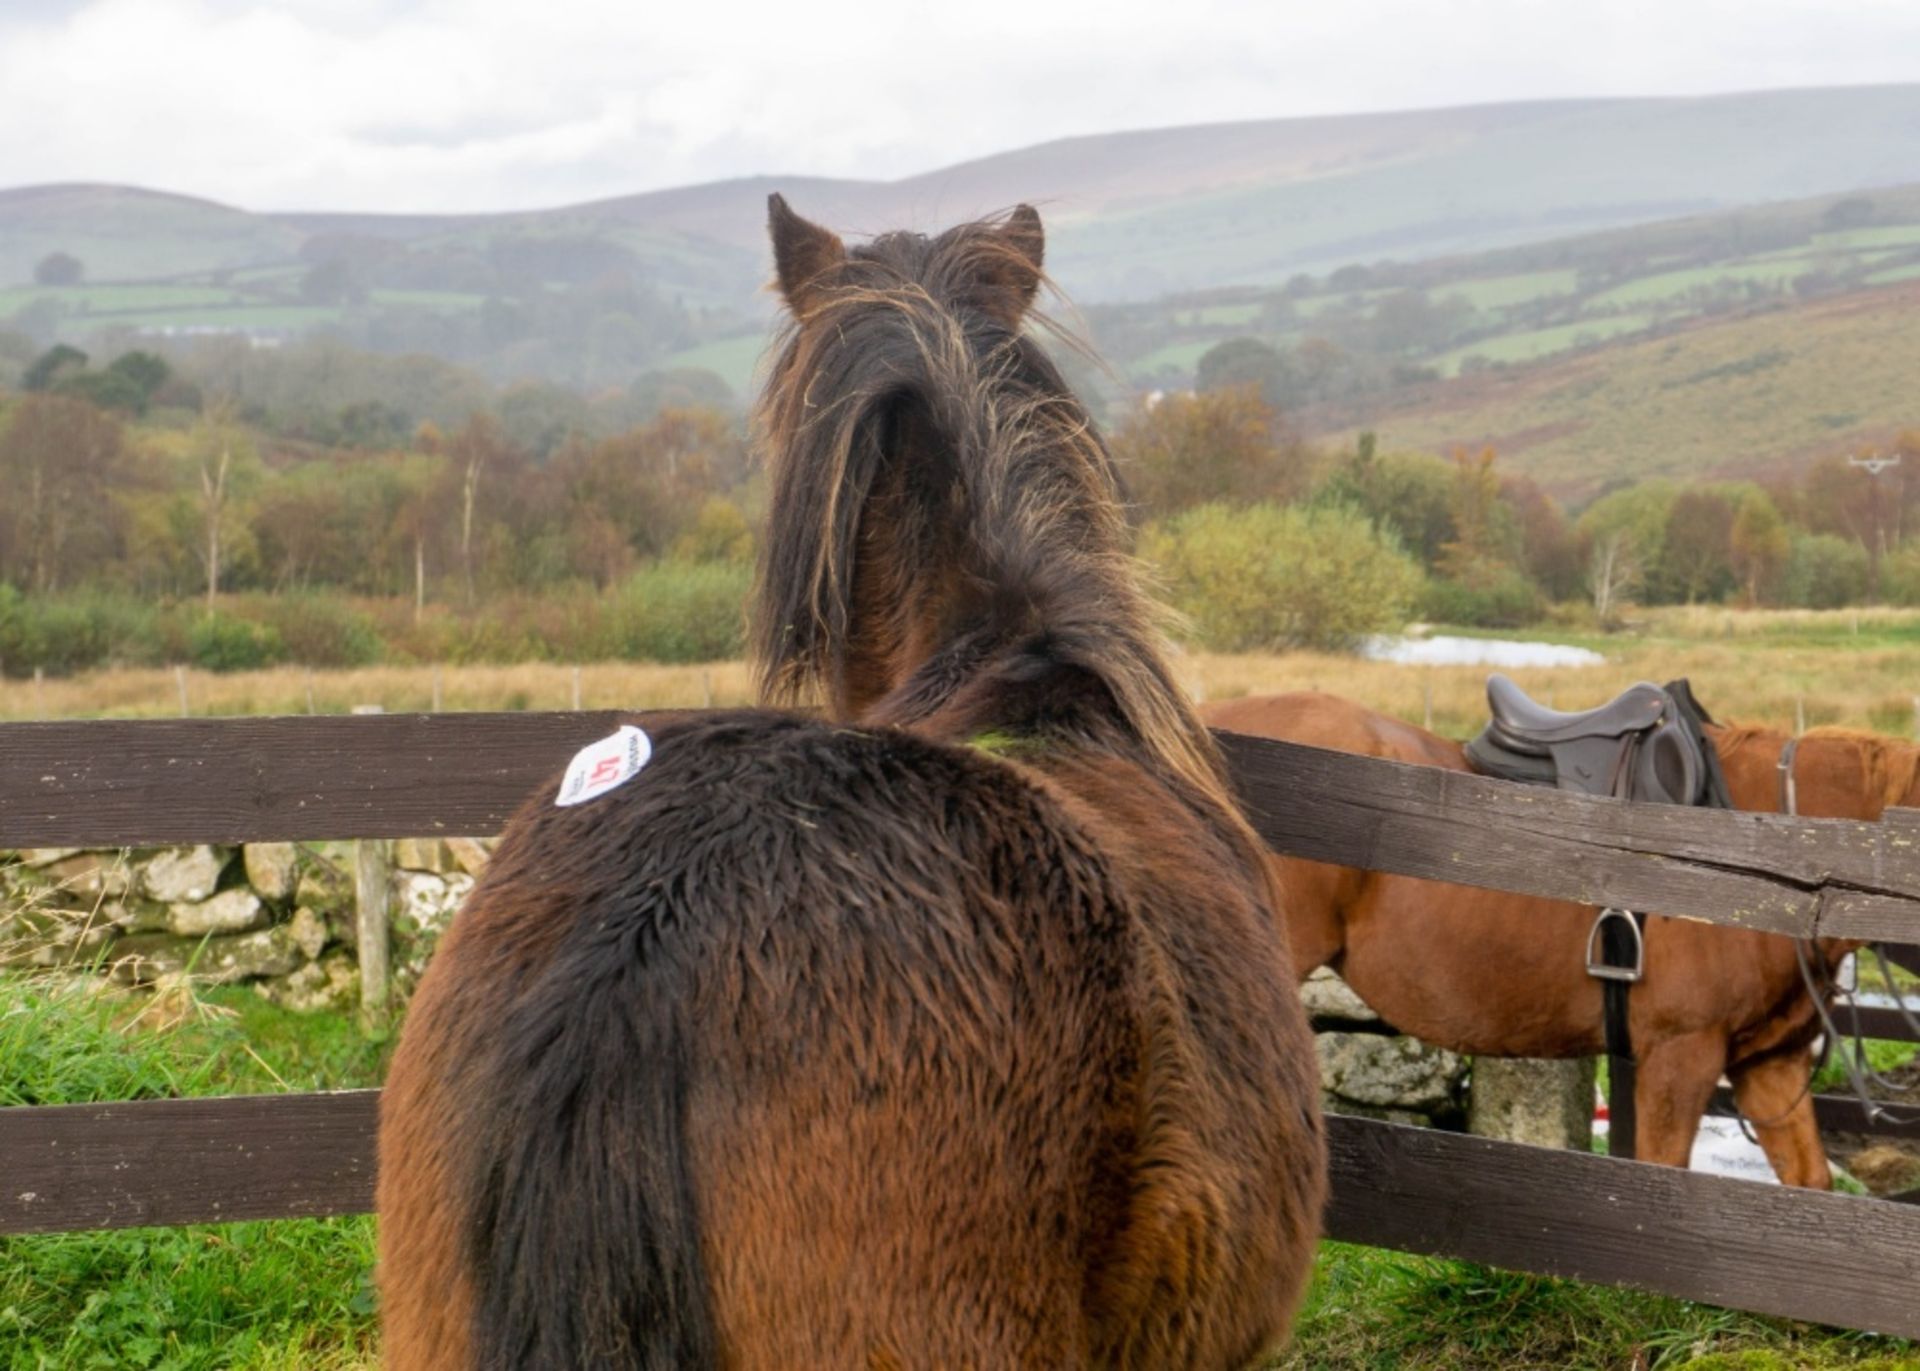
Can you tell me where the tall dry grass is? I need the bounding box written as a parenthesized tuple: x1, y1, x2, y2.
(6, 636, 1916, 740)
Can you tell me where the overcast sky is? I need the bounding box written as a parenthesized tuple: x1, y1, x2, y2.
(4, 0, 1919, 214)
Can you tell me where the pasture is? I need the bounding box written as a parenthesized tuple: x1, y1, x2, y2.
(8, 607, 1919, 736)
(5, 607, 1920, 1366)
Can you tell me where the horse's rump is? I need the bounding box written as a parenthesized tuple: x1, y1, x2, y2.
(379, 709, 1316, 1368)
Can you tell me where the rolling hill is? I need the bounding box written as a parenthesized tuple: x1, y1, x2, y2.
(1322, 278, 1920, 497)
(8, 83, 1920, 299)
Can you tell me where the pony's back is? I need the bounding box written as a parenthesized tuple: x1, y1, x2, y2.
(377, 199, 1325, 1369)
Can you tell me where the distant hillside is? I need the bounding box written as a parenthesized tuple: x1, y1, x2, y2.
(8, 84, 1920, 389)
(1324, 278, 1920, 496)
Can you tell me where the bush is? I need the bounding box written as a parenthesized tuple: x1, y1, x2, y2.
(0, 587, 166, 677)
(1783, 534, 1869, 609)
(1420, 564, 1545, 628)
(1879, 542, 1920, 607)
(249, 595, 383, 668)
(188, 614, 285, 673)
(1142, 502, 1425, 653)
(606, 560, 750, 662)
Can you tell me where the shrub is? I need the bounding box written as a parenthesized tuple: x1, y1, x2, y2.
(606, 560, 750, 662)
(188, 615, 285, 673)
(250, 595, 383, 668)
(1420, 563, 1545, 628)
(1142, 501, 1425, 653)
(1783, 534, 1869, 609)
(0, 588, 167, 677)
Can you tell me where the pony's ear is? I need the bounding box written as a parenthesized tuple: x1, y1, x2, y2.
(768, 193, 846, 314)
(976, 204, 1045, 326)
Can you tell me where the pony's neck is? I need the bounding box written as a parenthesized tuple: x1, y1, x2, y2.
(1712, 724, 1920, 819)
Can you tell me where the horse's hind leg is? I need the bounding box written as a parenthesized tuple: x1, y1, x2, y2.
(1630, 1028, 1726, 1167)
(1729, 1046, 1832, 1189)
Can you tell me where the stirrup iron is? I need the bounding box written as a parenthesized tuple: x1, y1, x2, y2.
(1586, 907, 1644, 983)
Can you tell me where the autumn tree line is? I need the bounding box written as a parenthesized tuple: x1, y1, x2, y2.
(2, 338, 1918, 676)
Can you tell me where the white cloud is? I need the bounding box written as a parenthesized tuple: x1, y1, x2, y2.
(1, 0, 1918, 211)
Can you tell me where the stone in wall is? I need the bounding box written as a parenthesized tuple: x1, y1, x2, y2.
(243, 844, 299, 904)
(1317, 1031, 1466, 1118)
(256, 948, 359, 1014)
(142, 847, 232, 904)
(109, 925, 303, 985)
(1301, 968, 1381, 1028)
(166, 888, 266, 938)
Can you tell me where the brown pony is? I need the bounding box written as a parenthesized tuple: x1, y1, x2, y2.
(1203, 690, 1920, 1188)
(377, 199, 1326, 1369)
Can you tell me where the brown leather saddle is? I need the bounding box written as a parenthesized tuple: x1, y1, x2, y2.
(1463, 673, 1731, 1160)
(1464, 673, 1718, 807)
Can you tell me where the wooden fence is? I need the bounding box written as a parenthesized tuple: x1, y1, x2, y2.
(5, 713, 1920, 1338)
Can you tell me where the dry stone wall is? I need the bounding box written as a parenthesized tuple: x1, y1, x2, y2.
(0, 839, 489, 1012)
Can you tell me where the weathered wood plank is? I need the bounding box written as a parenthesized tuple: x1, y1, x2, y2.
(1217, 732, 1920, 943)
(1711, 1088, 1920, 1141)
(0, 1091, 379, 1234)
(1324, 1114, 1920, 1339)
(1835, 1004, 1920, 1045)
(0, 712, 634, 846)
(7, 1088, 1920, 1339)
(6, 717, 1920, 943)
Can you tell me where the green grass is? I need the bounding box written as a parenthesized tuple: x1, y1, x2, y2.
(0, 284, 243, 315)
(1438, 269, 1582, 310)
(1273, 1244, 1914, 1370)
(1436, 312, 1656, 375)
(0, 974, 386, 1368)
(655, 331, 768, 394)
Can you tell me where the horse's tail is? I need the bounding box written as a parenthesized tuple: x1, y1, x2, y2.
(465, 940, 715, 1369)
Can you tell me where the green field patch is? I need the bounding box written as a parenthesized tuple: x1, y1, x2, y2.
(1590, 262, 1806, 307)
(656, 332, 769, 393)
(0, 284, 244, 317)
(1131, 337, 1220, 376)
(1438, 269, 1581, 311)
(1812, 224, 1920, 251)
(366, 288, 489, 310)
(1182, 301, 1262, 326)
(67, 304, 343, 333)
(1865, 261, 1920, 286)
(1436, 313, 1655, 374)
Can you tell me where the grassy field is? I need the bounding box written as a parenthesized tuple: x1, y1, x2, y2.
(2, 967, 1914, 1370)
(6, 605, 1920, 1367)
(1347, 280, 1920, 494)
(9, 608, 1916, 739)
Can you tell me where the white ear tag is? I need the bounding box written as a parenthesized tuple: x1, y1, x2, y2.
(555, 725, 653, 807)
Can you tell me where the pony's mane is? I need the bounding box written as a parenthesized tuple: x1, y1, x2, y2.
(1715, 720, 1920, 810)
(749, 212, 1230, 809)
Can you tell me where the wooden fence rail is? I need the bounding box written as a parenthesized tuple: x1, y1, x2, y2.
(6, 714, 1920, 1338)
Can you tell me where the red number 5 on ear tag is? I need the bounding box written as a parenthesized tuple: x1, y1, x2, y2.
(555, 725, 653, 807)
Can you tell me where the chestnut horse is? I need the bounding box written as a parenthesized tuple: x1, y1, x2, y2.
(1203, 690, 1920, 1188)
(378, 200, 1325, 1369)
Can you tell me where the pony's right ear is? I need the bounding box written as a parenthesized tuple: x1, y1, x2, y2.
(768, 194, 846, 315)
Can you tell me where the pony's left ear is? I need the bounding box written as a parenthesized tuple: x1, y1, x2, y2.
(769, 193, 846, 315)
(979, 204, 1045, 325)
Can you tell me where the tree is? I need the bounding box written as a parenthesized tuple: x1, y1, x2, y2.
(1729, 493, 1790, 606)
(184, 406, 263, 609)
(1588, 528, 1640, 625)
(0, 395, 124, 592)
(22, 344, 88, 392)
(1195, 338, 1291, 413)
(1109, 387, 1309, 518)
(33, 252, 83, 286)
(1661, 487, 1736, 603)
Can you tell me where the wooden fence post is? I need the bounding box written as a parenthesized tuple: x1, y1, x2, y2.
(349, 705, 391, 1032)
(175, 665, 189, 717)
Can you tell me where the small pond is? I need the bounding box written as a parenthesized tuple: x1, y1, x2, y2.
(1360, 634, 1607, 668)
